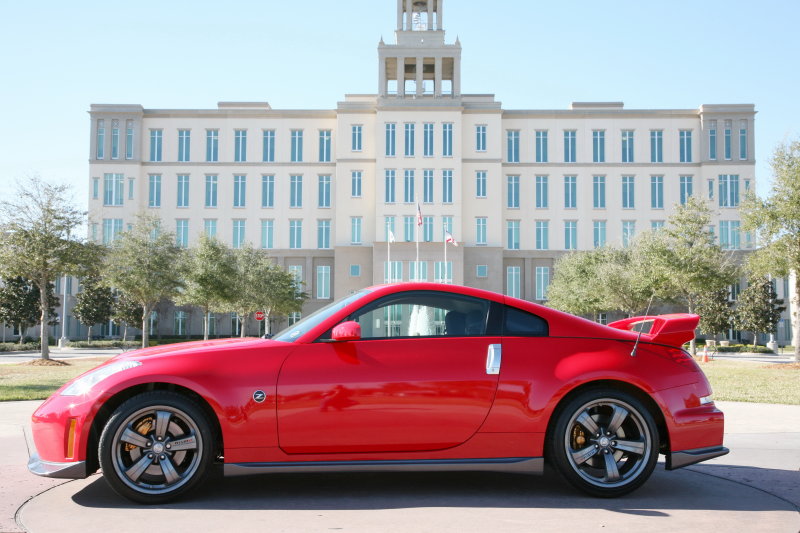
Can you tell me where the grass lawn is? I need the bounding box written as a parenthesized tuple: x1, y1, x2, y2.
(0, 358, 109, 402)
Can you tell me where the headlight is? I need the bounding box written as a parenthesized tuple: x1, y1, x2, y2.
(699, 394, 714, 405)
(61, 361, 142, 396)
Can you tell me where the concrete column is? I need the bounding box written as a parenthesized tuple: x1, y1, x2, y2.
(397, 56, 405, 97)
(379, 57, 387, 96)
(406, 0, 413, 30)
(427, 0, 433, 30)
(397, 0, 403, 30)
(434, 56, 442, 97)
(438, 0, 443, 30)
(416, 57, 423, 96)
(453, 56, 460, 96)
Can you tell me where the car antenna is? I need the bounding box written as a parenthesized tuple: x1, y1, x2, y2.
(630, 292, 655, 357)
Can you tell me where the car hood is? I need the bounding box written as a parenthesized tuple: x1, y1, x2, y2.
(112, 337, 280, 361)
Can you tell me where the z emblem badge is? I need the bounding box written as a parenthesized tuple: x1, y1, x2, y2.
(252, 390, 267, 403)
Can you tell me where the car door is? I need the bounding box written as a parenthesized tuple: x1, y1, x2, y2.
(276, 290, 502, 454)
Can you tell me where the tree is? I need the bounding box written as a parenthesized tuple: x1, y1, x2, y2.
(72, 273, 115, 343)
(741, 139, 800, 360)
(696, 287, 733, 342)
(734, 276, 785, 348)
(175, 235, 237, 340)
(227, 246, 306, 337)
(0, 176, 86, 359)
(546, 249, 610, 317)
(103, 214, 184, 348)
(0, 277, 59, 344)
(113, 292, 143, 342)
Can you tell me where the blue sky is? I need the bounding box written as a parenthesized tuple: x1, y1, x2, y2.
(1, 0, 798, 208)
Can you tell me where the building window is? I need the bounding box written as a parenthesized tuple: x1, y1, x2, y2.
(149, 129, 162, 162)
(476, 171, 487, 198)
(176, 174, 189, 208)
(622, 175, 635, 209)
(442, 123, 453, 157)
(351, 125, 362, 152)
(148, 175, 161, 208)
(176, 219, 189, 248)
(385, 169, 396, 203)
(564, 175, 577, 209)
(476, 265, 488, 278)
(92, 177, 99, 199)
(291, 129, 303, 162)
(650, 130, 663, 163)
(384, 216, 395, 242)
(206, 130, 219, 162)
(351, 217, 362, 245)
(318, 175, 332, 208)
(262, 130, 275, 162)
(404, 123, 415, 157)
(289, 220, 302, 249)
(351, 171, 362, 197)
(319, 130, 332, 162)
(111, 120, 120, 159)
(316, 266, 331, 300)
(232, 219, 245, 249)
(708, 120, 717, 160)
(507, 175, 520, 208)
(350, 264, 361, 277)
(724, 120, 732, 160)
(563, 130, 576, 163)
(423, 216, 433, 242)
(384, 261, 402, 283)
(564, 221, 577, 250)
(719, 174, 740, 207)
(680, 175, 693, 205)
(535, 266, 550, 301)
(719, 220, 741, 250)
(128, 178, 135, 200)
(442, 170, 453, 203)
(622, 221, 636, 247)
(593, 175, 606, 209)
(593, 221, 607, 248)
(262, 175, 275, 208)
(178, 129, 190, 162)
(404, 170, 415, 203)
(410, 261, 428, 281)
(535, 221, 549, 250)
(651, 175, 664, 209)
(476, 217, 487, 245)
(424, 122, 434, 156)
(261, 219, 275, 250)
(288, 312, 302, 326)
(506, 266, 521, 298)
(739, 120, 748, 160)
(289, 175, 303, 208)
(679, 130, 692, 162)
(385, 123, 396, 156)
(476, 125, 486, 152)
(125, 120, 134, 160)
(404, 216, 414, 242)
(592, 130, 605, 163)
(621, 130, 634, 163)
(507, 220, 520, 250)
(433, 261, 453, 284)
(423, 170, 434, 203)
(507, 130, 520, 163)
(204, 219, 217, 238)
(205, 175, 218, 208)
(103, 173, 124, 206)
(102, 218, 123, 245)
(234, 129, 247, 162)
(651, 220, 665, 231)
(317, 219, 331, 249)
(442, 216, 454, 241)
(174, 311, 186, 336)
(535, 175, 548, 208)
(536, 130, 548, 163)
(96, 119, 105, 159)
(233, 175, 246, 208)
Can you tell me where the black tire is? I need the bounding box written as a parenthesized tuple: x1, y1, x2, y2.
(549, 389, 659, 497)
(98, 391, 215, 504)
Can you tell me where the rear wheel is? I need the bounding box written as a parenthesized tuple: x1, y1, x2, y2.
(98, 391, 215, 504)
(549, 389, 659, 497)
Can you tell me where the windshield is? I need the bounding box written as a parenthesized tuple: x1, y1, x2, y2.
(272, 289, 372, 343)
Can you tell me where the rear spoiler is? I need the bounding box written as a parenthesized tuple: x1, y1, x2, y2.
(607, 314, 699, 348)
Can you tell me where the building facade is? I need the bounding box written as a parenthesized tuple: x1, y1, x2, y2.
(79, 0, 771, 339)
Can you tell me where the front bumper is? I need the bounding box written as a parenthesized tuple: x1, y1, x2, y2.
(28, 452, 87, 479)
(666, 445, 729, 470)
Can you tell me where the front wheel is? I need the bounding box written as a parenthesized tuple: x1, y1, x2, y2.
(549, 389, 659, 497)
(98, 391, 215, 504)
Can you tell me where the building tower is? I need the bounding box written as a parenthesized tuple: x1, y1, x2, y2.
(378, 0, 461, 98)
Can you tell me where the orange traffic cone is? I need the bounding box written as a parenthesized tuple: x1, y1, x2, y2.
(701, 346, 709, 363)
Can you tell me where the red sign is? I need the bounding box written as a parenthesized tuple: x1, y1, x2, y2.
(255, 311, 265, 321)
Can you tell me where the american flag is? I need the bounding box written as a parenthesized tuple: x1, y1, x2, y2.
(416, 203, 423, 226)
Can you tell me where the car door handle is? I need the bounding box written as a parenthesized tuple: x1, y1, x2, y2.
(486, 344, 501, 375)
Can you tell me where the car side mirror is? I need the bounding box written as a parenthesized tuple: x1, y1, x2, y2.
(332, 321, 361, 342)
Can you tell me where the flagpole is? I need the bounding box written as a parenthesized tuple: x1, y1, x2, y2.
(387, 236, 391, 283)
(443, 228, 447, 283)
(415, 203, 421, 282)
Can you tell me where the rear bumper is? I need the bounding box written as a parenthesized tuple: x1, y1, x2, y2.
(665, 445, 729, 470)
(27, 452, 87, 479)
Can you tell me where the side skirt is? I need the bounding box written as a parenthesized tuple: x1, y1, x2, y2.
(224, 457, 543, 477)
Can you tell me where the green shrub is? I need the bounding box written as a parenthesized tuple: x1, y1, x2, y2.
(66, 340, 141, 349)
(0, 342, 41, 352)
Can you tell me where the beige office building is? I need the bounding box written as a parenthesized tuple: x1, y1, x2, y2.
(85, 0, 764, 338)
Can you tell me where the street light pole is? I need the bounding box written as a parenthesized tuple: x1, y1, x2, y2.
(58, 274, 68, 348)
(767, 273, 778, 352)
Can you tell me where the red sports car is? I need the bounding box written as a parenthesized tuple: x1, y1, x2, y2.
(28, 283, 727, 503)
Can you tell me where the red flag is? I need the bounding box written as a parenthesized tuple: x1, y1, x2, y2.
(416, 203, 423, 226)
(445, 230, 458, 246)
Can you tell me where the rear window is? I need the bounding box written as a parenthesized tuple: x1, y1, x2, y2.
(503, 306, 548, 336)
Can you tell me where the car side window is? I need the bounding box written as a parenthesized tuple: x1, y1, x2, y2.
(503, 306, 548, 337)
(350, 291, 490, 340)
